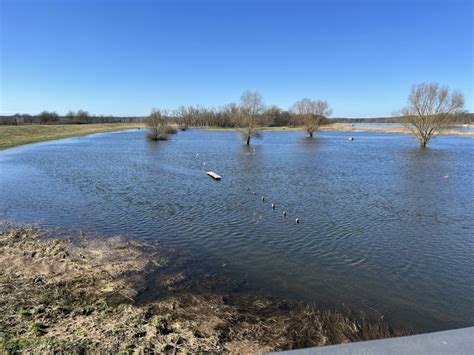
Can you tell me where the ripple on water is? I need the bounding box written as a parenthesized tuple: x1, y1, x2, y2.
(0, 129, 473, 332)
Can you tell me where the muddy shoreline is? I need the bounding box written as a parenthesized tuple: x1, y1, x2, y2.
(0, 223, 407, 353)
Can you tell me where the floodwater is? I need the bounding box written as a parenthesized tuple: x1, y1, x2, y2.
(352, 122, 474, 132)
(1, 129, 473, 332)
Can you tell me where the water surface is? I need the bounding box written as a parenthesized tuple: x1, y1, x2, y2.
(1, 129, 473, 332)
(352, 122, 474, 132)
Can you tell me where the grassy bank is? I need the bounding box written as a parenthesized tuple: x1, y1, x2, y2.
(0, 223, 406, 353)
(0, 123, 144, 150)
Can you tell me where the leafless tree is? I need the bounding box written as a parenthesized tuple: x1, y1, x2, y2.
(145, 109, 168, 140)
(263, 105, 292, 127)
(400, 83, 465, 147)
(38, 111, 59, 124)
(237, 90, 264, 145)
(219, 103, 239, 127)
(292, 99, 331, 137)
(173, 106, 190, 130)
(74, 110, 90, 124)
(65, 111, 76, 122)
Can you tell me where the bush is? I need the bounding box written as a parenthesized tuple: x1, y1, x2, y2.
(145, 110, 175, 141)
(146, 128, 168, 141)
(164, 125, 177, 134)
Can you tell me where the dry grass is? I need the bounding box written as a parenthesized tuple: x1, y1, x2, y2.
(0, 123, 144, 150)
(0, 224, 407, 353)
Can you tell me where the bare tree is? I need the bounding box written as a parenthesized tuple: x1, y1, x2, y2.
(74, 110, 90, 124)
(292, 99, 331, 138)
(145, 109, 168, 140)
(38, 111, 59, 124)
(400, 83, 465, 147)
(263, 105, 291, 127)
(220, 103, 239, 127)
(173, 106, 190, 130)
(237, 90, 264, 145)
(66, 111, 76, 122)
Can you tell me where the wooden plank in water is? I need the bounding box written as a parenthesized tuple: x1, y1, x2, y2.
(207, 171, 221, 180)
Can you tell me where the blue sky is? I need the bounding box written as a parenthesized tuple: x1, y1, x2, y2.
(0, 0, 472, 117)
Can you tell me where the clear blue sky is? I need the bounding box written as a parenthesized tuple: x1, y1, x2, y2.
(1, 0, 472, 117)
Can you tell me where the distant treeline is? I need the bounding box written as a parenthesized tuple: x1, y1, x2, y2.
(1, 109, 472, 126)
(170, 105, 292, 128)
(0, 110, 145, 125)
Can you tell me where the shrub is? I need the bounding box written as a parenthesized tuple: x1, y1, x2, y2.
(164, 125, 178, 134)
(145, 110, 175, 141)
(146, 127, 168, 141)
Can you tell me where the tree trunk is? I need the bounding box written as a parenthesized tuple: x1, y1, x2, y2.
(246, 135, 250, 145)
(309, 132, 313, 138)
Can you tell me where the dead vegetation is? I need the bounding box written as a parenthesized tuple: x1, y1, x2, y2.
(0, 224, 407, 353)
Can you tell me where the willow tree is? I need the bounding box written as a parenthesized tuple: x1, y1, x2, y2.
(401, 83, 465, 147)
(238, 90, 264, 145)
(145, 109, 168, 140)
(292, 98, 331, 138)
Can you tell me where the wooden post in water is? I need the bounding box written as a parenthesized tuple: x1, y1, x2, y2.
(207, 171, 221, 180)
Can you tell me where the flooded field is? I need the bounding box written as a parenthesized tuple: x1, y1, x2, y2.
(1, 129, 473, 332)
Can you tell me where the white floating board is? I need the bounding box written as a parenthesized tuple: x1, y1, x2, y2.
(207, 171, 221, 180)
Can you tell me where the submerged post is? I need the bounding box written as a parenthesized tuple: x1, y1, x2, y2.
(207, 171, 221, 180)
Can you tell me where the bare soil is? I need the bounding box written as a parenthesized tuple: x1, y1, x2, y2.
(0, 223, 407, 353)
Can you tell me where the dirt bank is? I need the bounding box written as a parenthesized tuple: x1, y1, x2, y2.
(0, 223, 406, 353)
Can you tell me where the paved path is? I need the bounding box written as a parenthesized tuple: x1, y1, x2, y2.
(273, 327, 474, 355)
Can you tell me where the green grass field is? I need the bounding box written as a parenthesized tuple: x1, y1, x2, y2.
(0, 123, 144, 150)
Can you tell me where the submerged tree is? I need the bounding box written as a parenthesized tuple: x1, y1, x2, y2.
(292, 99, 331, 138)
(145, 109, 168, 141)
(400, 83, 465, 147)
(237, 90, 264, 145)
